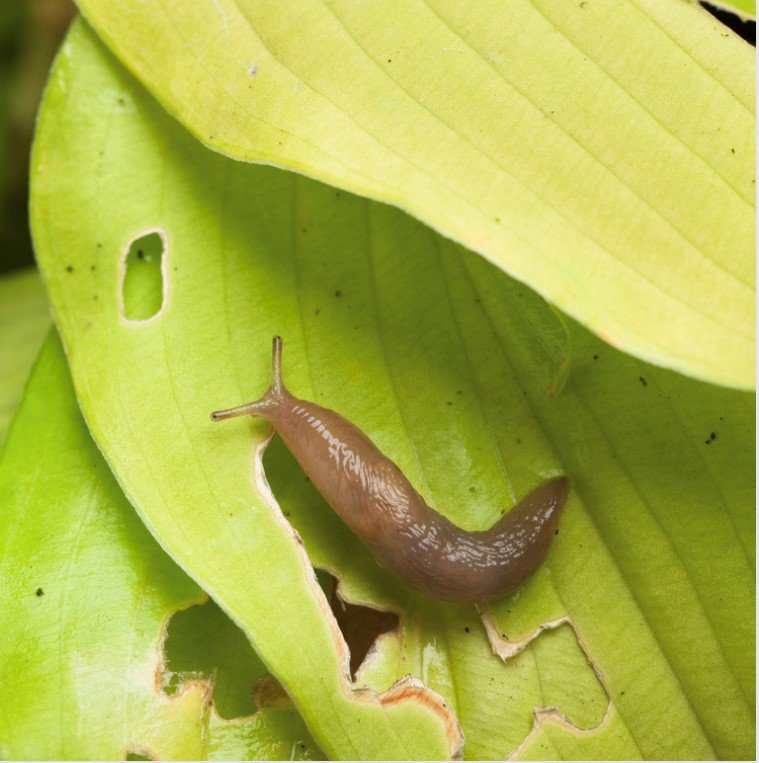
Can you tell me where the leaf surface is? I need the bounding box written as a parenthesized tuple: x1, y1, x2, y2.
(0, 267, 50, 443)
(72, 0, 757, 388)
(31, 21, 754, 759)
(0, 332, 322, 759)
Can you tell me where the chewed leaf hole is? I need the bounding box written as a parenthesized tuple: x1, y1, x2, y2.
(163, 598, 268, 718)
(322, 572, 400, 680)
(121, 230, 166, 321)
(126, 751, 155, 761)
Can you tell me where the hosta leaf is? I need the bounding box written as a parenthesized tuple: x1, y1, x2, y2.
(0, 267, 50, 443)
(0, 333, 322, 759)
(72, 0, 756, 388)
(31, 20, 754, 760)
(30, 22, 462, 762)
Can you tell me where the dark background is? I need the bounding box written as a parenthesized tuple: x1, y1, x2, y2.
(0, 0, 754, 277)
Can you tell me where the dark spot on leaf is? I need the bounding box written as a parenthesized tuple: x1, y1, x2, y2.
(516, 437, 522, 444)
(136, 249, 144, 260)
(118, 97, 125, 106)
(555, 528, 559, 535)
(731, 148, 736, 154)
(446, 401, 453, 406)
(65, 265, 73, 273)
(464, 626, 470, 633)
(335, 290, 342, 298)
(90, 264, 96, 271)
(35, 588, 44, 597)
(639, 376, 647, 387)
(593, 354, 598, 360)
(469, 486, 476, 493)
(315, 309, 320, 316)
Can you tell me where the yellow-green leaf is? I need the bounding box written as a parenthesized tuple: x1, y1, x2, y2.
(73, 0, 756, 388)
(0, 267, 50, 443)
(0, 332, 322, 759)
(30, 20, 754, 759)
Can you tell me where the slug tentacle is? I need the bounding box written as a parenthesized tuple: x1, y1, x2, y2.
(212, 337, 569, 603)
(211, 336, 288, 421)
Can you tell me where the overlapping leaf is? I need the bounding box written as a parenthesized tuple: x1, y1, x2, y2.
(0, 267, 49, 442)
(30, 20, 754, 759)
(0, 333, 322, 759)
(72, 0, 757, 388)
(707, 0, 756, 21)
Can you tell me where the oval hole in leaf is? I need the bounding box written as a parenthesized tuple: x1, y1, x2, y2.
(121, 230, 166, 321)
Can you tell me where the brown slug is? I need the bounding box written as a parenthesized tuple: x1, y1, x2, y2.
(212, 337, 569, 603)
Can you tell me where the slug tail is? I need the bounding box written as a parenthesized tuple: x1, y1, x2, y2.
(491, 476, 569, 535)
(211, 336, 287, 421)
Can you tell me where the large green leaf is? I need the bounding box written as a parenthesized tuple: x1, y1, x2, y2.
(0, 267, 50, 443)
(72, 0, 756, 389)
(31, 19, 754, 759)
(0, 332, 322, 759)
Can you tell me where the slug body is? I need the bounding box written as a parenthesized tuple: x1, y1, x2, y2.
(212, 338, 569, 603)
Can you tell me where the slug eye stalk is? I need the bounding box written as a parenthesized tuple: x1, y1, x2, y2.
(211, 337, 285, 421)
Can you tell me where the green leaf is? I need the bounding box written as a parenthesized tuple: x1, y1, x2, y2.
(0, 267, 50, 443)
(707, 0, 756, 22)
(0, 332, 322, 759)
(72, 0, 756, 389)
(31, 20, 754, 759)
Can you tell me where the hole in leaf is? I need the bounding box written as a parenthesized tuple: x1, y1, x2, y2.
(321, 571, 400, 680)
(121, 230, 165, 321)
(261, 437, 402, 680)
(163, 598, 268, 718)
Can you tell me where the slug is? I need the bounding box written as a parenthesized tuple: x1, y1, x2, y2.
(212, 337, 569, 603)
